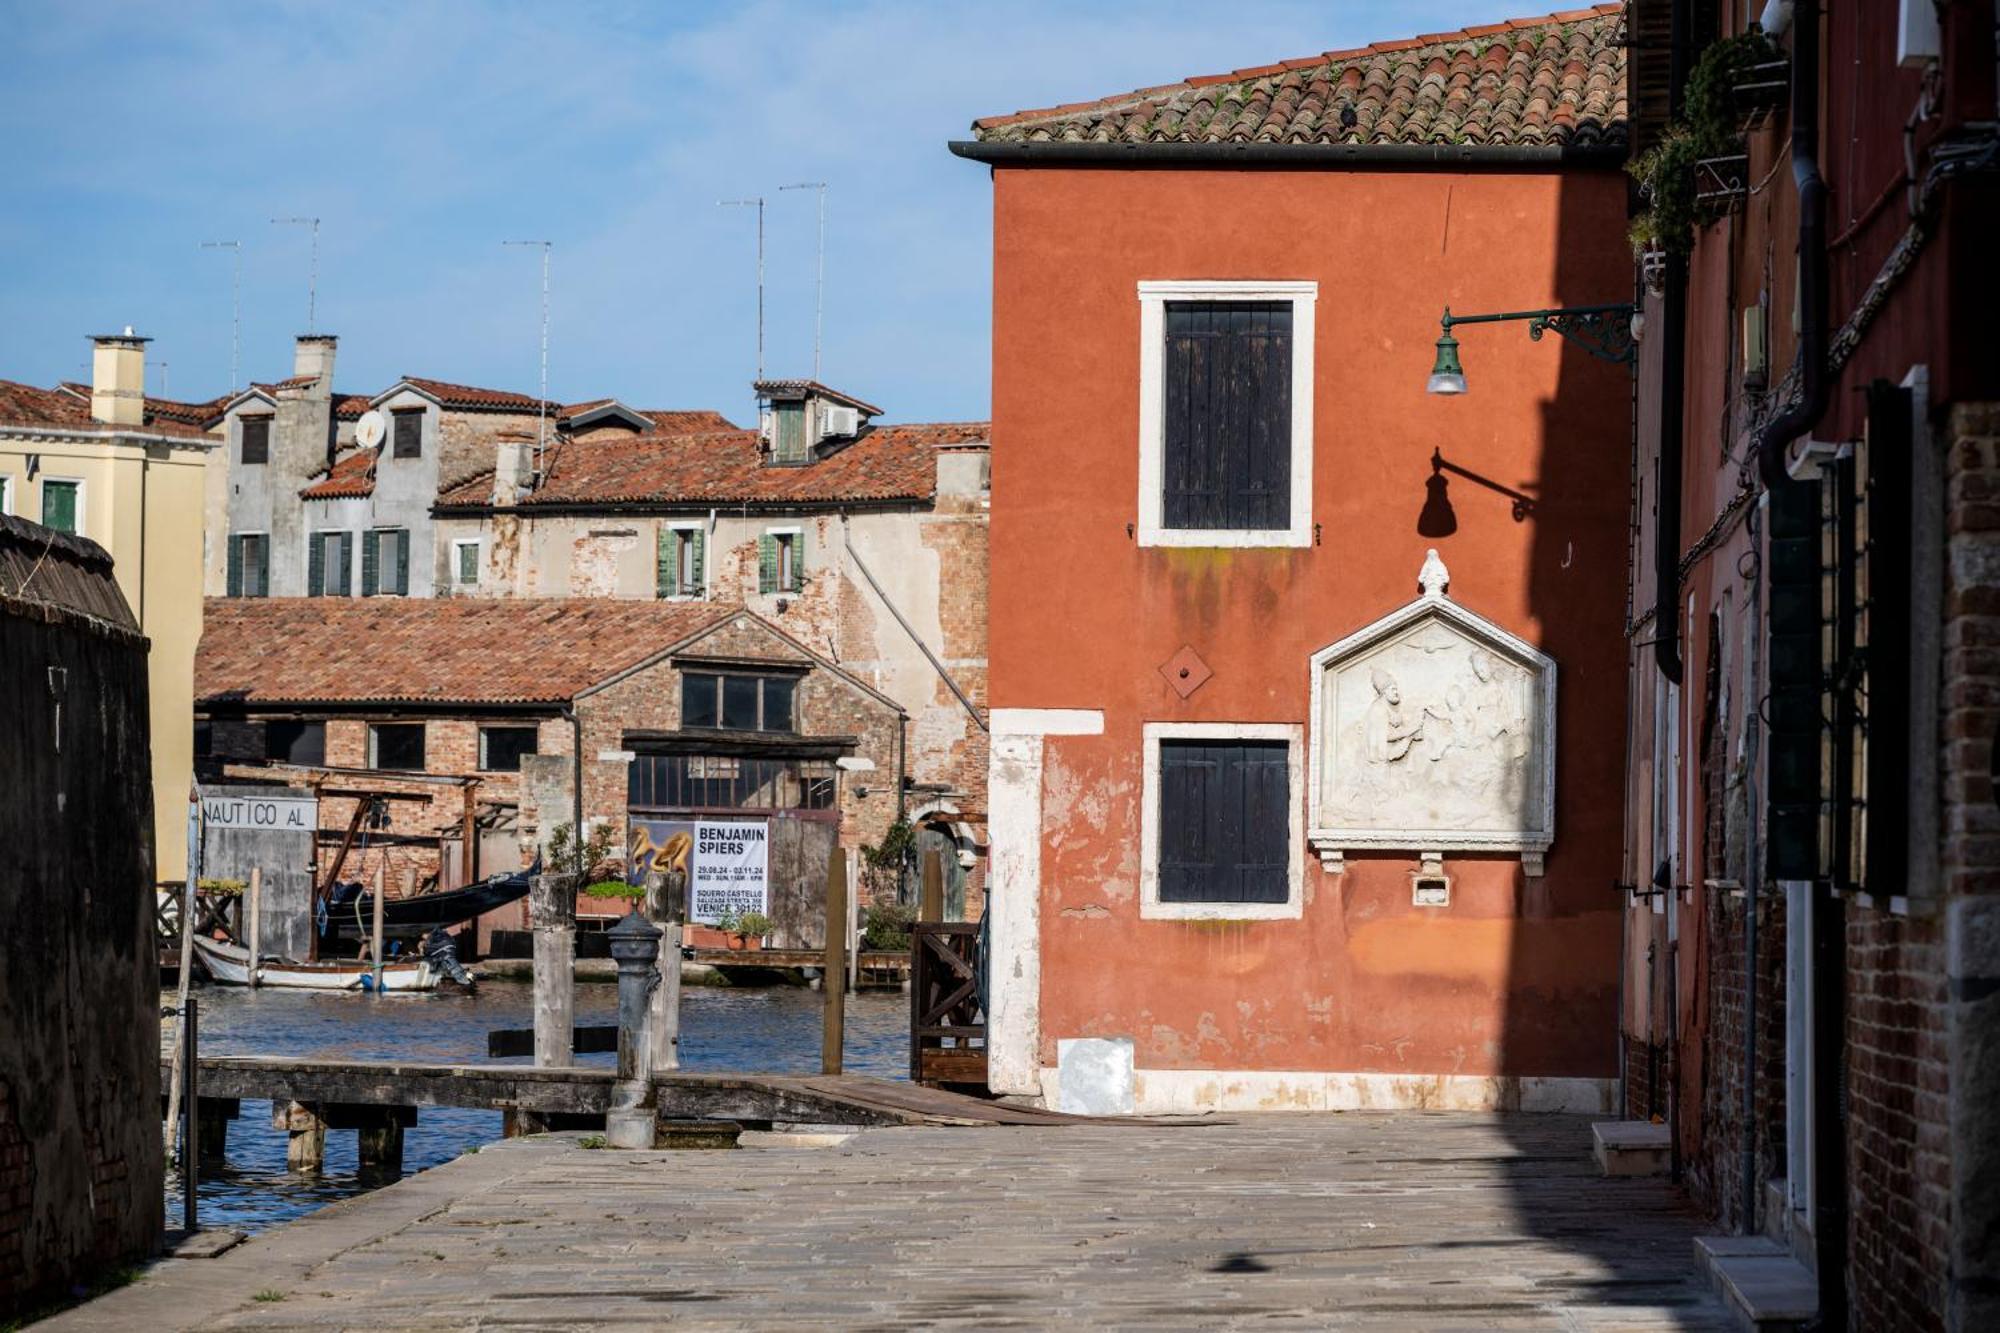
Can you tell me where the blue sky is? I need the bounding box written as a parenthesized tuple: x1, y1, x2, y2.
(1, 1, 1505, 424)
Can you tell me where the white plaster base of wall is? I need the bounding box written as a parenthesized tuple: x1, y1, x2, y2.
(1035, 1065, 1616, 1116)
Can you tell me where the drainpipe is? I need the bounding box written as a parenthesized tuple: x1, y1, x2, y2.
(1742, 505, 1766, 1235)
(567, 704, 584, 855)
(1654, 0, 1692, 687)
(1754, 0, 1830, 490)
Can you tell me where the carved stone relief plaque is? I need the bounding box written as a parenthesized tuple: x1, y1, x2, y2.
(1307, 550, 1556, 875)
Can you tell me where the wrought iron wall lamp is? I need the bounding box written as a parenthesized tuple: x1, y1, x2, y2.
(1426, 302, 1637, 394)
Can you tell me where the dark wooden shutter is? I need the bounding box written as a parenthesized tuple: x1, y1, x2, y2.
(393, 411, 422, 458)
(1158, 740, 1289, 903)
(227, 535, 243, 596)
(241, 417, 270, 465)
(361, 530, 379, 596)
(1163, 302, 1292, 531)
(336, 532, 353, 595)
(393, 529, 408, 595)
(253, 536, 269, 597)
(308, 532, 325, 596)
(1862, 381, 1912, 896)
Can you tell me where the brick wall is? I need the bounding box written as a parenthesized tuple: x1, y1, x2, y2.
(1844, 904, 1949, 1328)
(1688, 888, 1787, 1232)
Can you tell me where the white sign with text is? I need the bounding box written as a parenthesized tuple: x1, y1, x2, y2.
(690, 820, 769, 922)
(202, 794, 318, 833)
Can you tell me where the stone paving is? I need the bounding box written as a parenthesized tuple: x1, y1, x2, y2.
(58, 1113, 1733, 1330)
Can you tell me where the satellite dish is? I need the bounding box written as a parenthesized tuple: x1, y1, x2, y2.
(355, 410, 386, 449)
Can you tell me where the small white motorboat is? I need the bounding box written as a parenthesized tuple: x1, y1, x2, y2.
(189, 935, 441, 992)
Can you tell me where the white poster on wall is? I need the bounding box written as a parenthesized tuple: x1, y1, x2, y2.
(689, 820, 769, 923)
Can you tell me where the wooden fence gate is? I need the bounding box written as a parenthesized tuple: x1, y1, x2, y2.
(909, 922, 986, 1087)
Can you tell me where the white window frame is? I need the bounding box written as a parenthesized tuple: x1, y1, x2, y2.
(665, 521, 705, 599)
(1139, 720, 1305, 920)
(0, 472, 13, 515)
(453, 537, 481, 588)
(39, 475, 85, 535)
(234, 530, 271, 597)
(1136, 280, 1316, 548)
(766, 524, 803, 594)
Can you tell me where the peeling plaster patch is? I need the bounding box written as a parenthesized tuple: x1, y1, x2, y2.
(1042, 747, 1138, 903)
(1059, 903, 1110, 919)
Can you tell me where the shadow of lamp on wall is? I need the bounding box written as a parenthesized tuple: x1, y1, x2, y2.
(1421, 448, 1538, 537)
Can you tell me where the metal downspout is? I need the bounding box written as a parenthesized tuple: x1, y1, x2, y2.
(841, 526, 987, 733)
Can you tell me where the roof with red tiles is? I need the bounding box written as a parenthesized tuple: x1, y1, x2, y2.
(0, 378, 218, 440)
(434, 421, 989, 511)
(388, 376, 552, 413)
(643, 409, 738, 433)
(301, 447, 377, 500)
(226, 385, 371, 421)
(196, 597, 739, 706)
(969, 4, 1626, 151)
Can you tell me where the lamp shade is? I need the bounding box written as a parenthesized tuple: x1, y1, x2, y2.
(1427, 328, 1466, 395)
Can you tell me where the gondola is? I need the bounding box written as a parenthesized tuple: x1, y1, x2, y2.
(321, 865, 534, 941)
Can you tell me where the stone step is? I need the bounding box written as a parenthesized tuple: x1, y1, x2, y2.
(1694, 1234, 1819, 1332)
(1591, 1119, 1670, 1176)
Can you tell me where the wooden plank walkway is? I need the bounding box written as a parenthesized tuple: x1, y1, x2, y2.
(171, 1056, 1143, 1129)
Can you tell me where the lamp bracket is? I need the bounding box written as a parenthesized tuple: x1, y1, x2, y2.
(1440, 303, 1636, 366)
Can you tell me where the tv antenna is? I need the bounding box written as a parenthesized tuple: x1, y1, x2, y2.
(199, 240, 242, 390)
(779, 182, 828, 380)
(718, 196, 766, 383)
(270, 216, 321, 331)
(502, 240, 552, 471)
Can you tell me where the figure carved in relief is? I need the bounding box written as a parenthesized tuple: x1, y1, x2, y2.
(1363, 668, 1424, 764)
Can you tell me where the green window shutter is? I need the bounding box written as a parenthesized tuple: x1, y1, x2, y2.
(361, 530, 379, 597)
(337, 532, 354, 596)
(656, 527, 672, 598)
(227, 536, 244, 597)
(792, 527, 807, 591)
(308, 533, 325, 596)
(758, 533, 777, 594)
(394, 529, 408, 594)
(255, 537, 269, 597)
(690, 528, 705, 594)
(42, 481, 77, 534)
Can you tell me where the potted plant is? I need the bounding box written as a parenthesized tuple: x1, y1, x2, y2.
(583, 879, 646, 914)
(714, 908, 745, 950)
(734, 911, 773, 951)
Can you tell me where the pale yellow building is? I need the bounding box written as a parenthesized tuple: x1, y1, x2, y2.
(0, 331, 224, 881)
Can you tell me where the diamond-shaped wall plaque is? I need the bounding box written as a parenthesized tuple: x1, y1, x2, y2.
(1159, 645, 1212, 699)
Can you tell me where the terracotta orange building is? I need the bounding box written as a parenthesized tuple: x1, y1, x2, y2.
(954, 5, 1639, 1113)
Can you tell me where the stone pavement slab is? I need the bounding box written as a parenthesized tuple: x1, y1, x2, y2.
(54, 1112, 1734, 1330)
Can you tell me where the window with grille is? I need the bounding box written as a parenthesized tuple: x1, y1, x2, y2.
(392, 409, 423, 459)
(627, 753, 836, 811)
(240, 415, 271, 465)
(680, 671, 797, 733)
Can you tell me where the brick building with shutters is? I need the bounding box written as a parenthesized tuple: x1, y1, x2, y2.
(1613, 1, 2000, 1326)
(955, 7, 1637, 1113)
(194, 597, 907, 952)
(432, 379, 993, 916)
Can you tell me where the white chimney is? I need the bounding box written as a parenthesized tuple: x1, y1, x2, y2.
(89, 327, 149, 426)
(492, 428, 534, 504)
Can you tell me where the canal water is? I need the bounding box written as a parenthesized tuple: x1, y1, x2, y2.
(164, 980, 910, 1233)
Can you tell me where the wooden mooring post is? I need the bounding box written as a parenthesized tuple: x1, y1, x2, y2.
(647, 874, 682, 1074)
(369, 862, 386, 992)
(920, 849, 944, 922)
(532, 873, 575, 1068)
(822, 843, 847, 1075)
(245, 865, 262, 988)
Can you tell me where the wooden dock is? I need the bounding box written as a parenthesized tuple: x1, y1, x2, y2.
(167, 1055, 1114, 1170)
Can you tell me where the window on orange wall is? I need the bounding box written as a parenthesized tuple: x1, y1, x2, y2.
(1156, 740, 1289, 904)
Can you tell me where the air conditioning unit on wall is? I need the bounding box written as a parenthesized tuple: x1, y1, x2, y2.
(822, 405, 860, 439)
